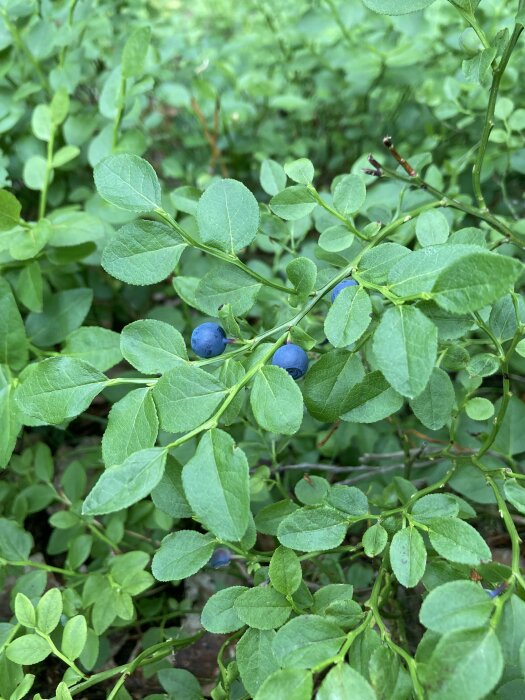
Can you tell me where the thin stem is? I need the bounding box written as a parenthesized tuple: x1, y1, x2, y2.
(472, 24, 524, 211)
(306, 184, 367, 240)
(1, 558, 84, 577)
(156, 209, 293, 294)
(39, 128, 55, 219)
(37, 630, 87, 679)
(112, 74, 127, 151)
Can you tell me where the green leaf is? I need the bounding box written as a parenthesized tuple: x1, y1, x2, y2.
(416, 209, 449, 246)
(158, 668, 203, 700)
(489, 294, 525, 341)
(121, 26, 151, 78)
(102, 220, 186, 285)
(277, 506, 348, 552)
(31, 104, 52, 141)
(237, 629, 280, 696)
(254, 668, 313, 700)
(0, 518, 33, 560)
(333, 174, 366, 216)
(14, 593, 36, 628)
(286, 257, 317, 304)
(295, 476, 330, 506)
(94, 154, 161, 213)
(363, 524, 388, 557)
(269, 546, 302, 596)
(373, 305, 437, 399)
(328, 485, 368, 516)
(152, 530, 215, 581)
(151, 457, 192, 518)
(409, 367, 455, 430)
(0, 190, 21, 230)
(62, 327, 122, 372)
(270, 185, 317, 220)
(0, 278, 28, 369)
(16, 262, 43, 313)
(504, 479, 525, 515)
(152, 364, 228, 433)
(234, 587, 291, 630)
(120, 319, 187, 374)
(363, 0, 438, 14)
(10, 220, 52, 261)
(432, 253, 522, 314)
(61, 615, 87, 660)
(56, 681, 73, 700)
(6, 634, 51, 664)
(359, 243, 411, 284)
(390, 527, 427, 587)
(411, 494, 459, 523)
(195, 266, 261, 317)
(182, 429, 250, 541)
(36, 588, 62, 634)
(319, 224, 355, 252)
(317, 664, 376, 700)
(50, 88, 69, 125)
(492, 396, 525, 455)
(419, 581, 493, 633)
(260, 159, 287, 196)
(10, 673, 36, 700)
(254, 500, 299, 536)
(427, 517, 492, 565)
(15, 357, 106, 424)
(23, 155, 47, 191)
(304, 350, 364, 421)
(284, 158, 314, 185)
(465, 396, 494, 420)
(250, 366, 304, 436)
(82, 448, 167, 516)
(422, 628, 503, 700)
(272, 615, 345, 668)
(102, 388, 159, 467)
(25, 288, 93, 347)
(52, 144, 80, 168)
(0, 366, 20, 468)
(200, 586, 248, 633)
(324, 285, 372, 348)
(197, 178, 259, 254)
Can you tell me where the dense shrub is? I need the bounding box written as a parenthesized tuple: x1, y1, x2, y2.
(0, 1, 525, 698)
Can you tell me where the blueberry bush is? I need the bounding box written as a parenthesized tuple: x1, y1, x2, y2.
(1, 0, 525, 698)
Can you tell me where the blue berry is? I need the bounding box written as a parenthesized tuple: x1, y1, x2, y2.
(331, 279, 358, 303)
(209, 548, 232, 568)
(191, 322, 227, 358)
(272, 343, 309, 380)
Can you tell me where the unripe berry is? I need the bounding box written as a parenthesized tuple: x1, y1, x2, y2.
(191, 322, 227, 358)
(331, 279, 358, 303)
(272, 343, 309, 379)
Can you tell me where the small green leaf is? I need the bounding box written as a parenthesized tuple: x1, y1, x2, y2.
(121, 26, 151, 78)
(197, 178, 259, 254)
(325, 285, 372, 348)
(260, 159, 287, 196)
(152, 530, 215, 581)
(333, 174, 366, 216)
(102, 388, 159, 467)
(270, 185, 317, 221)
(182, 429, 250, 542)
(409, 367, 455, 430)
(102, 220, 186, 285)
(36, 588, 62, 635)
(15, 357, 106, 425)
(94, 154, 161, 213)
(277, 506, 348, 552)
(465, 397, 494, 420)
(254, 668, 313, 700)
(284, 158, 314, 185)
(416, 209, 449, 246)
(6, 634, 51, 664)
(317, 664, 376, 700)
(120, 319, 187, 374)
(61, 615, 87, 660)
(0, 190, 21, 230)
(237, 629, 279, 695)
(82, 448, 167, 516)
(201, 586, 248, 633)
(304, 350, 364, 421)
(363, 524, 388, 557)
(269, 546, 302, 596)
(234, 587, 292, 630)
(373, 305, 438, 399)
(14, 593, 36, 628)
(390, 527, 427, 587)
(419, 581, 493, 633)
(250, 366, 304, 436)
(286, 257, 317, 304)
(427, 517, 492, 565)
(272, 615, 345, 668)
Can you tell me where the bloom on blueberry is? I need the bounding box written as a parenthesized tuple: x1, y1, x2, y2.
(209, 548, 232, 568)
(331, 278, 358, 303)
(191, 322, 227, 358)
(272, 343, 309, 379)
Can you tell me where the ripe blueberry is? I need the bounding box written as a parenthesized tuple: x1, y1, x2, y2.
(331, 279, 358, 303)
(209, 548, 232, 568)
(191, 322, 227, 358)
(272, 343, 309, 380)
